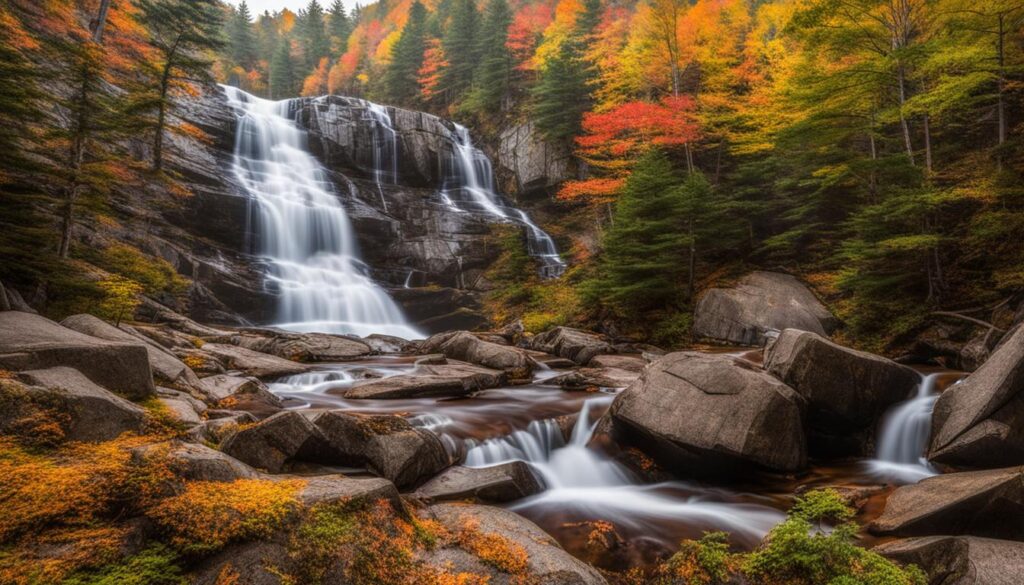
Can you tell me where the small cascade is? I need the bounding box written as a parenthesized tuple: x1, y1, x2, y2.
(222, 86, 421, 339)
(362, 101, 398, 212)
(464, 418, 566, 467)
(866, 373, 944, 483)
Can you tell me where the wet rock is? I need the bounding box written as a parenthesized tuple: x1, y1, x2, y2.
(692, 271, 837, 346)
(587, 354, 647, 372)
(132, 440, 258, 483)
(343, 374, 472, 399)
(314, 410, 450, 489)
(0, 311, 155, 399)
(7, 367, 147, 442)
(423, 503, 607, 585)
(414, 462, 542, 503)
(530, 327, 612, 365)
(598, 351, 806, 474)
(196, 374, 282, 411)
(870, 467, 1024, 540)
(929, 326, 1024, 469)
(550, 367, 639, 390)
(362, 333, 416, 354)
(420, 330, 534, 376)
(200, 343, 310, 378)
(60, 314, 201, 390)
(876, 536, 1024, 585)
(765, 328, 920, 457)
(220, 411, 330, 473)
(216, 329, 371, 362)
(536, 356, 578, 369)
(415, 360, 507, 389)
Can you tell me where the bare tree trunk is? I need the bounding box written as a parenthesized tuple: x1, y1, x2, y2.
(153, 62, 173, 171)
(923, 113, 932, 175)
(897, 66, 915, 165)
(91, 0, 112, 42)
(868, 116, 878, 202)
(687, 219, 696, 301)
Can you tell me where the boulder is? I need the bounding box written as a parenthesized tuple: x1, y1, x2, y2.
(598, 351, 806, 474)
(0, 311, 155, 399)
(196, 374, 282, 411)
(414, 462, 542, 503)
(550, 367, 639, 390)
(6, 367, 147, 442)
(529, 327, 612, 365)
(414, 361, 506, 389)
(362, 333, 416, 354)
(314, 410, 450, 489)
(220, 411, 329, 473)
(929, 326, 1024, 469)
(132, 440, 258, 483)
(216, 329, 371, 362)
(587, 354, 647, 372)
(692, 271, 837, 346)
(200, 343, 310, 378)
(59, 314, 200, 390)
(870, 467, 1024, 540)
(876, 536, 1024, 585)
(424, 503, 607, 585)
(420, 331, 534, 376)
(293, 475, 402, 508)
(157, 396, 203, 425)
(186, 411, 258, 444)
(765, 328, 920, 456)
(0, 281, 36, 313)
(343, 374, 473, 399)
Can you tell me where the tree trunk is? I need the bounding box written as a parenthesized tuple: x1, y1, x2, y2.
(687, 219, 696, 301)
(58, 68, 93, 258)
(923, 113, 932, 175)
(153, 62, 173, 172)
(996, 14, 1006, 171)
(897, 66, 915, 165)
(868, 117, 878, 202)
(91, 0, 112, 43)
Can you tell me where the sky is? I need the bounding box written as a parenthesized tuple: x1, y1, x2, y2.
(226, 0, 362, 16)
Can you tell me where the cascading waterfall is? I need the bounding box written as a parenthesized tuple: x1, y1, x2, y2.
(866, 373, 943, 483)
(222, 86, 422, 339)
(362, 101, 397, 212)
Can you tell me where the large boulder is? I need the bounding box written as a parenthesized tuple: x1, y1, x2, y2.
(414, 462, 542, 504)
(420, 331, 534, 376)
(550, 367, 640, 390)
(199, 343, 310, 378)
(5, 367, 147, 442)
(220, 411, 329, 473)
(765, 328, 920, 456)
(214, 329, 371, 362)
(293, 475, 402, 508)
(0, 311, 155, 399)
(343, 374, 474, 399)
(876, 536, 1024, 585)
(587, 354, 647, 372)
(870, 467, 1024, 540)
(692, 271, 837, 346)
(132, 440, 259, 483)
(196, 374, 282, 411)
(424, 503, 607, 585)
(597, 351, 806, 474)
(314, 410, 450, 489)
(59, 314, 200, 390)
(929, 326, 1024, 469)
(529, 327, 612, 365)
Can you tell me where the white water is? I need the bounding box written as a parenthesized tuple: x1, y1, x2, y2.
(866, 373, 942, 483)
(223, 86, 421, 339)
(362, 101, 397, 212)
(469, 397, 784, 543)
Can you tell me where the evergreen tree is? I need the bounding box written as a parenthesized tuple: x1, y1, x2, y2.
(383, 0, 429, 106)
(327, 0, 351, 57)
(463, 0, 513, 114)
(531, 0, 602, 143)
(136, 0, 224, 171)
(301, 0, 330, 72)
(228, 1, 258, 69)
(270, 37, 297, 99)
(441, 0, 480, 103)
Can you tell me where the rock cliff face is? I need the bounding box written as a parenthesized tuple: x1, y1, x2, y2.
(157, 86, 565, 333)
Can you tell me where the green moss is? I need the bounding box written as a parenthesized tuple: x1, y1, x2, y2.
(61, 544, 184, 585)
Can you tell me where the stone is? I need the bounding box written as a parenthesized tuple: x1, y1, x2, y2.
(293, 475, 402, 508)
(9, 367, 147, 442)
(765, 328, 920, 456)
(314, 410, 450, 489)
(550, 367, 639, 390)
(157, 396, 203, 425)
(423, 503, 607, 585)
(196, 374, 282, 411)
(497, 121, 573, 195)
(414, 360, 507, 389)
(200, 343, 310, 378)
(220, 411, 329, 473)
(530, 327, 612, 365)
(598, 351, 806, 474)
(362, 333, 416, 354)
(186, 412, 258, 444)
(0, 311, 155, 399)
(929, 326, 1024, 469)
(59, 314, 201, 390)
(587, 354, 647, 372)
(132, 440, 258, 482)
(414, 462, 542, 503)
(343, 374, 471, 399)
(692, 271, 837, 346)
(216, 329, 371, 362)
(870, 467, 1024, 540)
(420, 331, 534, 376)
(876, 536, 1024, 585)
(0, 282, 36, 313)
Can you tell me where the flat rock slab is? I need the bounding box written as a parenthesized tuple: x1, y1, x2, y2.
(550, 366, 639, 389)
(343, 374, 470, 399)
(870, 466, 1024, 540)
(217, 329, 372, 362)
(587, 354, 647, 372)
(0, 311, 154, 399)
(132, 440, 259, 482)
(200, 343, 311, 378)
(692, 271, 837, 346)
(420, 331, 534, 376)
(876, 536, 1024, 585)
(529, 327, 612, 365)
(414, 462, 542, 503)
(292, 475, 402, 509)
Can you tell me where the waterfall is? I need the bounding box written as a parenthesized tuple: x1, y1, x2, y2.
(222, 86, 422, 340)
(866, 373, 943, 483)
(362, 101, 397, 212)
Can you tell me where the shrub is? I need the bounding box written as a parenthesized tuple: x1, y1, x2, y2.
(61, 544, 185, 585)
(96, 276, 144, 326)
(96, 244, 190, 298)
(658, 531, 736, 585)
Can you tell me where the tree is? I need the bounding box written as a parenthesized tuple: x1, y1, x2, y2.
(441, 0, 480, 103)
(327, 0, 352, 57)
(227, 1, 258, 69)
(300, 0, 330, 71)
(463, 0, 514, 114)
(136, 0, 224, 171)
(382, 0, 428, 106)
(270, 37, 297, 99)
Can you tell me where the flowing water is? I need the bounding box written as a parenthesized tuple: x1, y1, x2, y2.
(223, 86, 421, 339)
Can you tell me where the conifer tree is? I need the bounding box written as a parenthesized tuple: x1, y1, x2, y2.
(327, 0, 351, 57)
(301, 0, 330, 72)
(463, 0, 513, 114)
(383, 0, 429, 106)
(228, 1, 258, 69)
(270, 38, 297, 99)
(441, 0, 480, 103)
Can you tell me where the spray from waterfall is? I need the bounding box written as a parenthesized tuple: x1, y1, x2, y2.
(222, 86, 422, 339)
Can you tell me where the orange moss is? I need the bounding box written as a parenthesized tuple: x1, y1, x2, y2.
(148, 478, 305, 554)
(456, 517, 529, 575)
(0, 525, 129, 585)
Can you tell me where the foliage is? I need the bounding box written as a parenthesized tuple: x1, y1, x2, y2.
(62, 544, 185, 585)
(455, 516, 529, 574)
(657, 531, 736, 585)
(96, 276, 144, 326)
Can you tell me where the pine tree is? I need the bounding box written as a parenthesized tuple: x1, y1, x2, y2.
(441, 0, 480, 103)
(136, 0, 224, 171)
(301, 0, 330, 72)
(327, 0, 351, 57)
(463, 0, 513, 114)
(383, 0, 428, 106)
(228, 1, 258, 69)
(270, 37, 297, 99)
